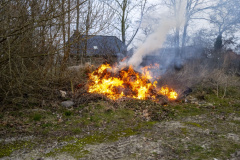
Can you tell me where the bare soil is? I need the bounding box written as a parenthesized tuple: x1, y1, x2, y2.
(0, 86, 240, 160)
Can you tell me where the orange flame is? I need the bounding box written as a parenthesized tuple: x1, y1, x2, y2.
(159, 86, 178, 100)
(87, 63, 178, 101)
(141, 63, 160, 80)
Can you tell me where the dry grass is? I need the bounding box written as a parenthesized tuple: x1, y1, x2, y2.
(158, 53, 240, 98)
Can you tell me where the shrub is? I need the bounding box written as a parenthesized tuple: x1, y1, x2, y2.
(64, 111, 72, 117)
(33, 114, 42, 121)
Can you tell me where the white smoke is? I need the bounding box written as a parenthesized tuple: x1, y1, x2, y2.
(119, 0, 187, 69)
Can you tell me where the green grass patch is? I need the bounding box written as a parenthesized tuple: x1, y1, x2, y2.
(46, 128, 137, 158)
(41, 122, 53, 128)
(46, 120, 156, 159)
(0, 141, 35, 158)
(169, 104, 206, 118)
(204, 142, 240, 159)
(230, 120, 240, 125)
(181, 127, 188, 135)
(205, 94, 230, 106)
(64, 111, 72, 117)
(79, 104, 136, 128)
(33, 113, 42, 121)
(78, 104, 86, 109)
(72, 128, 82, 134)
(225, 86, 240, 99)
(184, 122, 202, 128)
(188, 144, 204, 156)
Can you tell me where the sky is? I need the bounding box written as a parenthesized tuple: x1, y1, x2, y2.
(127, 0, 240, 54)
(70, 0, 240, 54)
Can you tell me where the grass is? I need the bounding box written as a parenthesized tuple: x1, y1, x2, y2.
(184, 122, 202, 128)
(64, 110, 72, 117)
(33, 113, 42, 121)
(46, 121, 156, 158)
(0, 81, 240, 159)
(41, 122, 53, 128)
(72, 128, 82, 134)
(194, 142, 240, 159)
(181, 127, 188, 135)
(168, 104, 206, 118)
(0, 141, 35, 157)
(188, 144, 205, 155)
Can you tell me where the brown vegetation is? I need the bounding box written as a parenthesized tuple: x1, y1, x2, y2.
(0, 0, 113, 106)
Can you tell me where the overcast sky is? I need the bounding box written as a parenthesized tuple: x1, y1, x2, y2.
(127, 0, 240, 53)
(130, 0, 212, 48)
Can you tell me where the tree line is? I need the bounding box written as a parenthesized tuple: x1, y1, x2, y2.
(0, 0, 240, 104)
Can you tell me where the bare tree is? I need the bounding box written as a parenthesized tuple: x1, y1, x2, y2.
(0, 0, 115, 104)
(0, 0, 86, 103)
(76, 0, 80, 57)
(61, 0, 88, 69)
(209, 0, 240, 50)
(61, 0, 67, 72)
(67, 0, 71, 56)
(162, 0, 217, 57)
(181, 0, 216, 53)
(103, 0, 147, 52)
(73, 0, 114, 58)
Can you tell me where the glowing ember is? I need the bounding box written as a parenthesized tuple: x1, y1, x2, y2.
(87, 63, 178, 101)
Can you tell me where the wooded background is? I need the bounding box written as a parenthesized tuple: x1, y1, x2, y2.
(0, 0, 240, 105)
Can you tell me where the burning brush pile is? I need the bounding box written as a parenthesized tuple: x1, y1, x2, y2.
(75, 5, 189, 103)
(85, 63, 178, 102)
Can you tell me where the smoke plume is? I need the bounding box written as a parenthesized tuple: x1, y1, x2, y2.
(120, 0, 187, 69)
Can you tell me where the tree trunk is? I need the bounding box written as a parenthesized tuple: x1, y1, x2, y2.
(76, 0, 80, 63)
(122, 0, 127, 45)
(121, 0, 127, 55)
(181, 23, 188, 57)
(214, 34, 223, 51)
(175, 27, 180, 58)
(84, 0, 91, 57)
(60, 0, 66, 73)
(67, 0, 71, 61)
(76, 0, 80, 30)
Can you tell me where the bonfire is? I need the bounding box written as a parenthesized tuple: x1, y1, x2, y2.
(87, 63, 178, 101)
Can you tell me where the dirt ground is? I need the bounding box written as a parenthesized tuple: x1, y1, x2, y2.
(1, 85, 240, 160)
